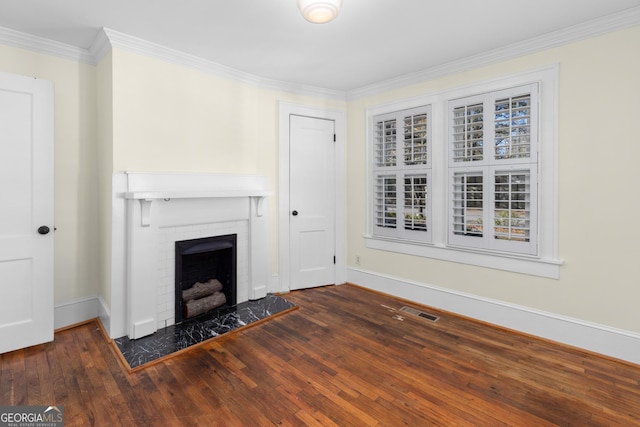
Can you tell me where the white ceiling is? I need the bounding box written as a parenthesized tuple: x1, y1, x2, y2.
(0, 0, 639, 92)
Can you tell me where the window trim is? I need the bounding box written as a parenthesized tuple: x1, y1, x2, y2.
(365, 65, 561, 278)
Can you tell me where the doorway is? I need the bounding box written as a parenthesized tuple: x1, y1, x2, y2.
(278, 103, 345, 292)
(0, 72, 54, 353)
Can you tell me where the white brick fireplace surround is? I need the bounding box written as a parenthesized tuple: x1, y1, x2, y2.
(110, 172, 271, 339)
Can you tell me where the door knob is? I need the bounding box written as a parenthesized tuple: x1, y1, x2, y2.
(292, 210, 298, 216)
(38, 226, 50, 235)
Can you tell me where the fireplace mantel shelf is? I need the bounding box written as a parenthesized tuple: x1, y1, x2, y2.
(124, 190, 272, 227)
(124, 190, 272, 200)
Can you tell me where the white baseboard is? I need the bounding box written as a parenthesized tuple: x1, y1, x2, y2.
(269, 273, 286, 294)
(97, 295, 112, 338)
(54, 296, 99, 330)
(347, 267, 640, 365)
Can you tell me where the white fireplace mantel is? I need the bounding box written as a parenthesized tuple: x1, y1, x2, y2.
(124, 189, 271, 226)
(124, 189, 272, 199)
(114, 172, 272, 339)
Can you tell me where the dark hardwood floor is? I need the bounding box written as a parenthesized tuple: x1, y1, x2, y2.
(1, 284, 639, 426)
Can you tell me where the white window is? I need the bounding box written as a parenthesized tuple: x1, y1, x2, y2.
(372, 106, 432, 242)
(366, 67, 560, 278)
(448, 85, 538, 255)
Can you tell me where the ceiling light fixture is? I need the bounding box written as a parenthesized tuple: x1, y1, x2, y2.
(297, 0, 342, 24)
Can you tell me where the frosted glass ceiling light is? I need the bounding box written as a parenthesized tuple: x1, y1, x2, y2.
(297, 0, 342, 24)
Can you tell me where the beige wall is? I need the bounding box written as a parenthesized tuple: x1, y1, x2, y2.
(110, 49, 345, 174)
(346, 26, 640, 333)
(111, 49, 259, 174)
(96, 51, 114, 308)
(0, 45, 100, 306)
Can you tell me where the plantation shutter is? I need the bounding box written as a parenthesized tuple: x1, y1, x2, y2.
(375, 118, 397, 167)
(449, 84, 538, 255)
(450, 171, 485, 248)
(494, 94, 532, 160)
(375, 175, 397, 231)
(452, 102, 484, 163)
(493, 171, 531, 242)
(403, 113, 428, 165)
(489, 167, 537, 254)
(404, 175, 427, 232)
(372, 105, 432, 241)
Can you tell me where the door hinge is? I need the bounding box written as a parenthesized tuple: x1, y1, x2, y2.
(333, 255, 336, 264)
(333, 134, 336, 142)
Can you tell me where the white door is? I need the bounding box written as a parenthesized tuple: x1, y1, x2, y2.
(0, 72, 54, 353)
(289, 115, 336, 290)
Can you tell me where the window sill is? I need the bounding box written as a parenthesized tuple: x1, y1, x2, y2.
(364, 235, 562, 279)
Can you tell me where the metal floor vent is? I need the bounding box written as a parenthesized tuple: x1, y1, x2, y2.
(398, 306, 439, 322)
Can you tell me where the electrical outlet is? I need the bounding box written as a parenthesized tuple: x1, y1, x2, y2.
(355, 254, 361, 265)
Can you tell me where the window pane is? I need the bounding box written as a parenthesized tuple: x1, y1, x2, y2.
(494, 171, 530, 242)
(452, 103, 483, 162)
(375, 176, 396, 228)
(404, 175, 427, 231)
(404, 113, 428, 165)
(495, 94, 531, 160)
(375, 119, 396, 167)
(452, 173, 483, 237)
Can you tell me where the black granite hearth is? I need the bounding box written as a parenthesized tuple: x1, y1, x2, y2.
(114, 294, 295, 369)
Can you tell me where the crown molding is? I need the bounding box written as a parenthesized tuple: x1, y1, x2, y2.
(88, 28, 111, 63)
(0, 23, 345, 100)
(347, 6, 640, 100)
(97, 28, 347, 100)
(0, 26, 95, 64)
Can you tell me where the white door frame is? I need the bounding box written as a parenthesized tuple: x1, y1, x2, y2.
(278, 102, 345, 293)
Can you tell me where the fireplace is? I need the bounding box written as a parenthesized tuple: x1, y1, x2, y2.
(175, 234, 237, 324)
(112, 172, 271, 340)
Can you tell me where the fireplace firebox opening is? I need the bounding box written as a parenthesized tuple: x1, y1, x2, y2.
(175, 234, 237, 324)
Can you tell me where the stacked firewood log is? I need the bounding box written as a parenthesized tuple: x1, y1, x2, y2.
(182, 279, 226, 318)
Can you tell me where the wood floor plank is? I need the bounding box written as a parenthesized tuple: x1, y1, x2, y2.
(1, 284, 640, 425)
(0, 348, 27, 405)
(174, 347, 276, 426)
(22, 345, 47, 405)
